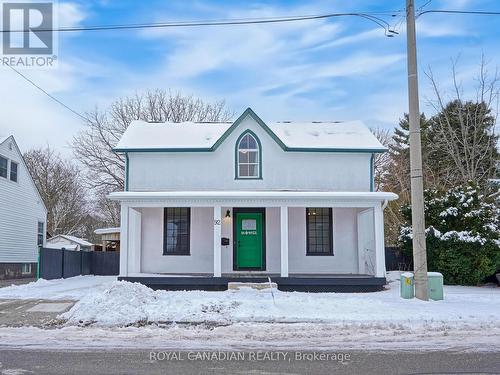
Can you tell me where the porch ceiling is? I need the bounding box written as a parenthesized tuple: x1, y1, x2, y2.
(108, 190, 398, 207)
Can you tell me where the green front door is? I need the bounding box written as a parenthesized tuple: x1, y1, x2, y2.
(235, 212, 263, 269)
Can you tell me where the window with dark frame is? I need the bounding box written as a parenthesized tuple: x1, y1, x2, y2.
(306, 208, 333, 255)
(0, 156, 7, 178)
(10, 161, 18, 182)
(163, 208, 190, 255)
(37, 221, 44, 247)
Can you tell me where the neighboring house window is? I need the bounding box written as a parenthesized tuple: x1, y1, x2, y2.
(236, 131, 261, 179)
(22, 263, 32, 275)
(0, 156, 7, 178)
(10, 161, 18, 182)
(306, 208, 333, 255)
(163, 208, 190, 255)
(37, 221, 44, 247)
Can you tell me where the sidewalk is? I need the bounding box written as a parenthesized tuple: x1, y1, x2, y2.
(0, 299, 74, 327)
(0, 278, 36, 288)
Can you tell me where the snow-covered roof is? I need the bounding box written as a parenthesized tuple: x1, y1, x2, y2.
(48, 234, 93, 247)
(0, 135, 11, 145)
(94, 227, 120, 235)
(45, 243, 78, 251)
(268, 121, 383, 150)
(116, 122, 230, 150)
(114, 108, 386, 153)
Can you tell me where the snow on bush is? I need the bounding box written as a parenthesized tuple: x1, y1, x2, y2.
(399, 184, 500, 285)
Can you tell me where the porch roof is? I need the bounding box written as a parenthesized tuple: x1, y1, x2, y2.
(109, 190, 397, 207)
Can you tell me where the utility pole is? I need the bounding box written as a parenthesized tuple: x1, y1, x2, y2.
(406, 0, 429, 300)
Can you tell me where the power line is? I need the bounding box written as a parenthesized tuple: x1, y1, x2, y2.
(0, 12, 398, 34)
(418, 9, 500, 17)
(1, 10, 401, 123)
(6, 64, 90, 122)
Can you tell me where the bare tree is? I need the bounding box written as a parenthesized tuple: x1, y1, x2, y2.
(425, 56, 499, 186)
(72, 90, 234, 225)
(371, 127, 393, 191)
(24, 147, 90, 237)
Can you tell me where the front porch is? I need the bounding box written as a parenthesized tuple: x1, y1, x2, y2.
(110, 191, 397, 292)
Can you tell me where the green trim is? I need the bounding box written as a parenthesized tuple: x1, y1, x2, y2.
(370, 153, 374, 192)
(36, 246, 40, 280)
(115, 147, 213, 152)
(125, 153, 129, 191)
(234, 129, 263, 180)
(214, 108, 287, 151)
(114, 147, 386, 153)
(113, 107, 388, 154)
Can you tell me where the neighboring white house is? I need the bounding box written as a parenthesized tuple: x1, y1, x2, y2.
(110, 108, 398, 291)
(0, 136, 47, 279)
(46, 234, 93, 251)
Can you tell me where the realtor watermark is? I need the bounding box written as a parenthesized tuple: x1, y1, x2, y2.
(149, 351, 351, 364)
(1, 0, 58, 68)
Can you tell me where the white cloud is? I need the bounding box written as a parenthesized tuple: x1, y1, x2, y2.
(0, 2, 89, 153)
(58, 2, 86, 28)
(311, 28, 383, 50)
(314, 53, 405, 78)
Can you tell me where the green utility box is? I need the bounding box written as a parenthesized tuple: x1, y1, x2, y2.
(400, 272, 414, 299)
(428, 272, 444, 301)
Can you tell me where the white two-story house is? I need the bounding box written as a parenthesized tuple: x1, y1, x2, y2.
(0, 136, 47, 279)
(110, 108, 397, 291)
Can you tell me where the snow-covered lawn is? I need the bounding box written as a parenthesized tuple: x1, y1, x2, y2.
(0, 272, 498, 351)
(60, 276, 500, 328)
(0, 276, 116, 300)
(0, 273, 498, 329)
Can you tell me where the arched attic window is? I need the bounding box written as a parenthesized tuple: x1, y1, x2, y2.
(236, 130, 261, 179)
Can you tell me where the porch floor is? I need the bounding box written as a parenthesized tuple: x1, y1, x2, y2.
(119, 273, 386, 292)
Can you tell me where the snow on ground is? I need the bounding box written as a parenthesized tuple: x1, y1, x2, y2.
(0, 272, 498, 351)
(59, 272, 500, 328)
(1, 322, 499, 352)
(0, 276, 116, 300)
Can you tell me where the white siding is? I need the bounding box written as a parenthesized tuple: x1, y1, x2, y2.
(137, 206, 359, 275)
(140, 207, 214, 274)
(128, 115, 372, 192)
(0, 137, 47, 263)
(288, 207, 360, 274)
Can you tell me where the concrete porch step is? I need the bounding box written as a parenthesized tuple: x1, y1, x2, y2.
(228, 282, 277, 291)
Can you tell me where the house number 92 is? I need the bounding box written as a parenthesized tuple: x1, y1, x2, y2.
(214, 219, 221, 225)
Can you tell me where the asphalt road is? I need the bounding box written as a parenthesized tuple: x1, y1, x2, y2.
(0, 349, 498, 375)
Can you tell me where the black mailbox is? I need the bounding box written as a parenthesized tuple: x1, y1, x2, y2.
(221, 237, 230, 246)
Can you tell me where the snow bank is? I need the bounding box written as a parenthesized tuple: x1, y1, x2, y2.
(61, 277, 500, 328)
(2, 323, 499, 351)
(0, 276, 116, 300)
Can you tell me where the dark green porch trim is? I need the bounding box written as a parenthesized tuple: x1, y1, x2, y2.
(234, 129, 263, 180)
(113, 107, 388, 154)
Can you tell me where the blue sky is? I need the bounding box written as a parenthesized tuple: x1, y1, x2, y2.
(1, 0, 499, 152)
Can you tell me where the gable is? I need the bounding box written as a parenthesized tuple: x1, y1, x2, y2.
(114, 108, 386, 153)
(0, 135, 47, 214)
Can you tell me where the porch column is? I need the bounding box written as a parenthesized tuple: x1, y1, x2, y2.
(213, 205, 222, 277)
(374, 203, 386, 277)
(280, 206, 289, 277)
(128, 208, 142, 274)
(119, 203, 129, 277)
